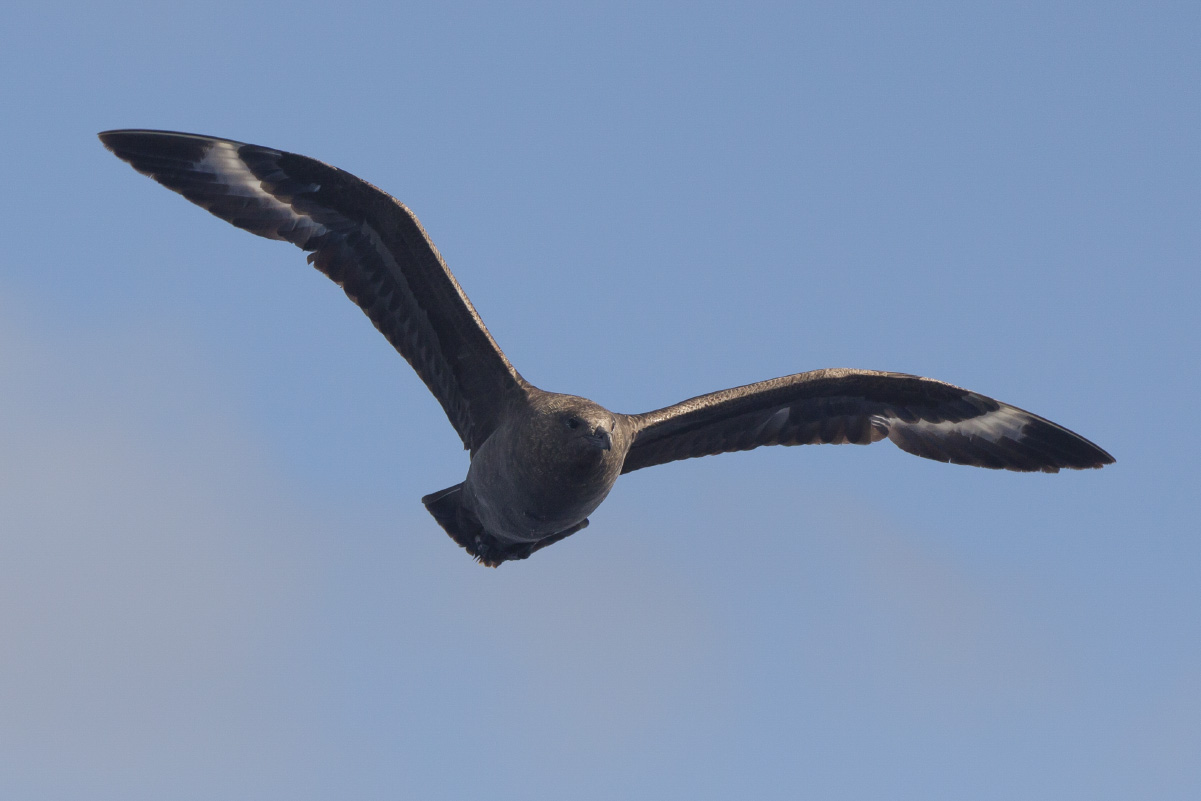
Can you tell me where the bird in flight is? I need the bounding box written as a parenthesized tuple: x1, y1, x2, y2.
(100, 130, 1114, 566)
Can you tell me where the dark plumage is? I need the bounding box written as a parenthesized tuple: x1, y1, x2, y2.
(100, 130, 1115, 566)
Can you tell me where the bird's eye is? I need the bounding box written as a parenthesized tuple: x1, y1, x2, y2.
(565, 417, 581, 429)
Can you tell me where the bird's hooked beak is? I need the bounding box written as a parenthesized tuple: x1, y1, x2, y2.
(586, 425, 612, 451)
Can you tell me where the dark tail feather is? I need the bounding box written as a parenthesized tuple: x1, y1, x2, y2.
(421, 483, 589, 567)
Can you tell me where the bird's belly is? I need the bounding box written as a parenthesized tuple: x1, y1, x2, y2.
(468, 482, 606, 543)
(463, 467, 612, 544)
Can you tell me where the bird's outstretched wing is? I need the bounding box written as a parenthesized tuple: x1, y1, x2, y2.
(99, 129, 525, 453)
(622, 368, 1113, 474)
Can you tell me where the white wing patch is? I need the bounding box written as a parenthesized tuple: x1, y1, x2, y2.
(892, 403, 1029, 443)
(754, 407, 791, 440)
(199, 141, 329, 243)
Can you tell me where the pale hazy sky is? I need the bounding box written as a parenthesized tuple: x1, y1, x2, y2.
(3, 2, 1199, 799)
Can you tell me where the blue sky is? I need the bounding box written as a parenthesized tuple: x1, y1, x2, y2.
(2, 2, 1198, 798)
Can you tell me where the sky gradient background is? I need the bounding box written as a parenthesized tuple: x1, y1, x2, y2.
(3, 2, 1199, 799)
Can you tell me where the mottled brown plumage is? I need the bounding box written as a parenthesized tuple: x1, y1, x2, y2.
(100, 130, 1115, 566)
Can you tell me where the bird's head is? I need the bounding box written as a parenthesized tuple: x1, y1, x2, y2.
(527, 393, 625, 473)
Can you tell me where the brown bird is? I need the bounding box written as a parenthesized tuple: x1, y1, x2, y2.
(100, 130, 1114, 566)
